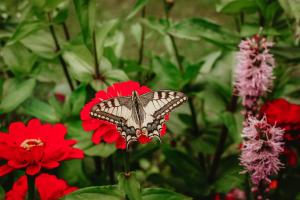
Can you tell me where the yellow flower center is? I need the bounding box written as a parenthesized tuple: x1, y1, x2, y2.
(20, 139, 44, 150)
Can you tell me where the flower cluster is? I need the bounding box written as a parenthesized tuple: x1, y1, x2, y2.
(240, 116, 284, 185)
(235, 35, 275, 116)
(0, 119, 84, 176)
(6, 173, 77, 200)
(80, 81, 167, 149)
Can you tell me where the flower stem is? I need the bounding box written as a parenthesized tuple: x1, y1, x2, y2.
(62, 22, 70, 41)
(123, 149, 130, 174)
(47, 12, 74, 91)
(208, 94, 238, 183)
(92, 31, 101, 79)
(27, 174, 36, 200)
(107, 155, 115, 184)
(138, 7, 146, 65)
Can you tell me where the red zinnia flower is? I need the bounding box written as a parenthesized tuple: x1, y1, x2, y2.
(80, 81, 167, 149)
(5, 173, 77, 200)
(260, 98, 300, 131)
(0, 119, 84, 176)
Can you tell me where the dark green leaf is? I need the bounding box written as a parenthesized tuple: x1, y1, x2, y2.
(118, 172, 142, 200)
(62, 185, 124, 200)
(221, 111, 240, 143)
(68, 84, 87, 116)
(21, 97, 60, 122)
(0, 78, 36, 113)
(73, 0, 96, 50)
(85, 143, 116, 158)
(142, 188, 192, 200)
(0, 186, 4, 200)
(58, 160, 91, 188)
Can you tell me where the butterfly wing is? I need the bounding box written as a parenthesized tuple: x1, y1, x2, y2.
(90, 96, 140, 147)
(140, 90, 188, 138)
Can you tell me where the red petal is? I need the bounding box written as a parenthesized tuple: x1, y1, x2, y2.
(160, 124, 167, 136)
(116, 137, 126, 149)
(82, 120, 101, 131)
(26, 163, 41, 175)
(103, 130, 120, 143)
(42, 161, 60, 169)
(138, 135, 151, 144)
(9, 122, 27, 138)
(0, 164, 14, 176)
(8, 160, 28, 168)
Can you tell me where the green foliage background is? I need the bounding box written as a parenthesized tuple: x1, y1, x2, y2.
(1, 0, 300, 199)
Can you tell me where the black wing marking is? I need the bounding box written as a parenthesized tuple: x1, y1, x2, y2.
(141, 90, 188, 118)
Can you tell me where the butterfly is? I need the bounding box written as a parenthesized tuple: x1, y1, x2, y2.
(90, 90, 188, 148)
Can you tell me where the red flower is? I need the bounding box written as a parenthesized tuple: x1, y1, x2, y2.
(80, 81, 167, 149)
(260, 98, 300, 132)
(0, 119, 84, 176)
(268, 180, 278, 190)
(5, 173, 77, 200)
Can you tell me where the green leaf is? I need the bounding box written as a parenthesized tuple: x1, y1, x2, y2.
(63, 45, 94, 82)
(85, 143, 116, 158)
(68, 84, 87, 116)
(221, 111, 240, 143)
(118, 172, 142, 200)
(191, 136, 217, 155)
(65, 120, 93, 150)
(8, 21, 46, 45)
(142, 188, 192, 200)
(0, 78, 36, 113)
(21, 30, 56, 59)
(58, 159, 91, 187)
(126, 0, 149, 20)
(162, 147, 205, 186)
(73, 0, 96, 50)
(62, 185, 124, 200)
(95, 19, 119, 61)
(169, 18, 239, 48)
(0, 186, 4, 200)
(271, 46, 300, 61)
(2, 43, 36, 75)
(21, 97, 60, 122)
(216, 0, 258, 14)
(214, 174, 244, 193)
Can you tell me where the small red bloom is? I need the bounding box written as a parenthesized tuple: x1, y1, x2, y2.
(261, 98, 300, 132)
(0, 119, 84, 176)
(268, 180, 278, 190)
(80, 81, 168, 149)
(5, 173, 77, 200)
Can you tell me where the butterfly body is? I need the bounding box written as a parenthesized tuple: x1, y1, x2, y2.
(90, 90, 187, 147)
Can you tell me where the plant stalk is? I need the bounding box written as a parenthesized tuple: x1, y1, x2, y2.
(138, 7, 146, 65)
(92, 31, 101, 79)
(27, 174, 36, 200)
(47, 13, 74, 91)
(207, 95, 238, 183)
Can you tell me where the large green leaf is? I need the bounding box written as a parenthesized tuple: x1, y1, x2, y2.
(62, 185, 124, 200)
(0, 78, 36, 113)
(8, 21, 46, 45)
(21, 97, 60, 122)
(73, 0, 96, 50)
(168, 18, 239, 48)
(118, 172, 142, 200)
(221, 111, 240, 143)
(68, 84, 87, 116)
(63, 45, 94, 82)
(21, 30, 56, 59)
(2, 43, 36, 75)
(142, 188, 192, 200)
(216, 0, 258, 14)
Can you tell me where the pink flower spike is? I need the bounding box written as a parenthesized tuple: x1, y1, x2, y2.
(234, 35, 275, 114)
(240, 116, 284, 185)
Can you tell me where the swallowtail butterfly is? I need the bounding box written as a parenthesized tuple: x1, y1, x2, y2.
(90, 90, 188, 148)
